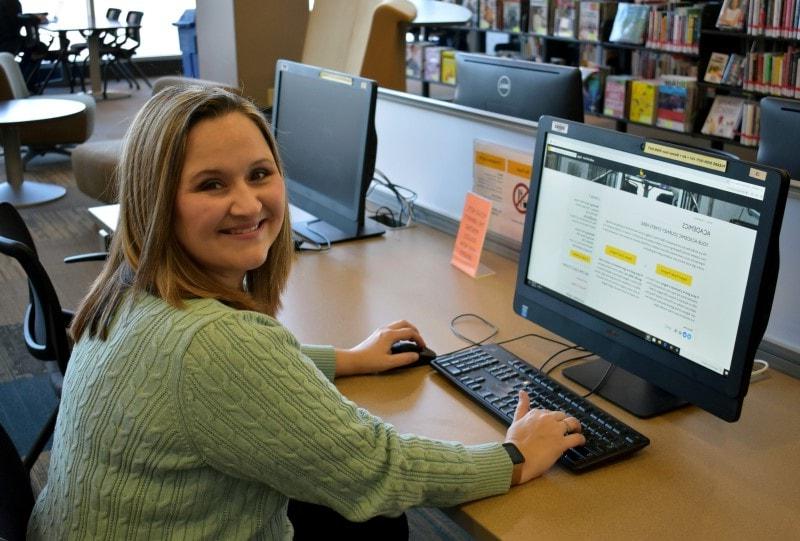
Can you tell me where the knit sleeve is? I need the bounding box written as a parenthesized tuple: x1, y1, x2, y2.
(176, 313, 512, 521)
(300, 344, 336, 381)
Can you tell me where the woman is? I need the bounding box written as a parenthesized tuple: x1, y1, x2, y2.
(28, 86, 585, 539)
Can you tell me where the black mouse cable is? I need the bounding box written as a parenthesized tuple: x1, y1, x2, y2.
(538, 346, 585, 374)
(495, 332, 578, 351)
(372, 169, 418, 226)
(449, 313, 499, 346)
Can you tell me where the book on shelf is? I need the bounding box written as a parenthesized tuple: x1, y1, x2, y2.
(405, 42, 431, 79)
(646, 3, 703, 54)
(744, 0, 800, 36)
(441, 49, 457, 85)
(529, 0, 552, 34)
(603, 75, 634, 118)
(655, 76, 697, 132)
(721, 54, 745, 86)
(704, 52, 730, 84)
(554, 0, 580, 38)
(608, 2, 650, 44)
(628, 79, 660, 124)
(423, 46, 450, 82)
(717, 0, 747, 30)
(744, 47, 800, 96)
(480, 0, 500, 29)
(503, 0, 523, 32)
(578, 1, 618, 41)
(701, 95, 745, 139)
(580, 66, 608, 113)
(739, 100, 761, 146)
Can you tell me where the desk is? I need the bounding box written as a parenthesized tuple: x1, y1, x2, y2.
(85, 205, 800, 539)
(0, 99, 84, 206)
(40, 17, 134, 100)
(279, 225, 799, 540)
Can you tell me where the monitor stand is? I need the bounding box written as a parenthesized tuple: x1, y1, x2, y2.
(292, 218, 385, 245)
(562, 359, 687, 418)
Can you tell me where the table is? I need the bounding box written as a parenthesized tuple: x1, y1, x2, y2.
(40, 17, 135, 100)
(280, 226, 800, 540)
(84, 205, 800, 539)
(0, 99, 85, 207)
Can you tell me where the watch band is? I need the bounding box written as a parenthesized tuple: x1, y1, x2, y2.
(502, 442, 525, 464)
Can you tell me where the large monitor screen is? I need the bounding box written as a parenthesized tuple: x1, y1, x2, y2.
(515, 117, 789, 421)
(454, 53, 584, 123)
(272, 60, 384, 243)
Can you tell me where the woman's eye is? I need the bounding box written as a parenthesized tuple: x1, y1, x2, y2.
(199, 179, 224, 191)
(251, 169, 271, 181)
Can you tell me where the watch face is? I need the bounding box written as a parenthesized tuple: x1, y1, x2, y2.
(502, 442, 525, 464)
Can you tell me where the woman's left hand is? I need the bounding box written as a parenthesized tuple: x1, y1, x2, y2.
(335, 320, 427, 376)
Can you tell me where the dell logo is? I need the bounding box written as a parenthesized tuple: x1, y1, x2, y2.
(497, 75, 511, 97)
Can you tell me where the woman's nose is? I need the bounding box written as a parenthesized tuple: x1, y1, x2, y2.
(229, 182, 262, 215)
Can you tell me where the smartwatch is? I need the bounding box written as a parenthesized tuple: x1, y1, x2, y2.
(502, 442, 525, 464)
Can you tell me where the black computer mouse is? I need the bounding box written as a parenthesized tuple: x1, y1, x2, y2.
(390, 340, 437, 368)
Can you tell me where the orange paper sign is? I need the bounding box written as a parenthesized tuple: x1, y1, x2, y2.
(451, 192, 492, 277)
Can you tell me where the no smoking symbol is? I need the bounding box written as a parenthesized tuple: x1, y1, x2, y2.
(513, 183, 529, 214)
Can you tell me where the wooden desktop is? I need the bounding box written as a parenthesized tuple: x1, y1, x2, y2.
(87, 205, 799, 539)
(279, 224, 800, 541)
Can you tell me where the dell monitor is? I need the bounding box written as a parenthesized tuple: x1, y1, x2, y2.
(515, 116, 789, 421)
(454, 53, 584, 123)
(757, 97, 800, 180)
(272, 60, 384, 243)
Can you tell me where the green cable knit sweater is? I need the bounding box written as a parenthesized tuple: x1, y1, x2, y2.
(28, 294, 512, 539)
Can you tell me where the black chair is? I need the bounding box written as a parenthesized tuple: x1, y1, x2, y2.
(0, 421, 34, 541)
(15, 14, 65, 94)
(67, 7, 122, 91)
(758, 97, 800, 180)
(97, 10, 151, 97)
(0, 203, 103, 470)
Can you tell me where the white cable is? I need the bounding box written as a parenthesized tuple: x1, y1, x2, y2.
(751, 359, 769, 379)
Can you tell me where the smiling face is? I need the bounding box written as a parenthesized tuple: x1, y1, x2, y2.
(174, 111, 286, 290)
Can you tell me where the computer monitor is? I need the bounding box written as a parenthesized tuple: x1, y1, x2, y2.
(514, 116, 789, 421)
(758, 97, 800, 180)
(272, 60, 385, 243)
(454, 53, 584, 123)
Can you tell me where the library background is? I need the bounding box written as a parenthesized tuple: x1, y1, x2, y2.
(407, 0, 798, 151)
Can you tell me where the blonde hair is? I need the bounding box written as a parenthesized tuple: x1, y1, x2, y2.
(71, 86, 294, 340)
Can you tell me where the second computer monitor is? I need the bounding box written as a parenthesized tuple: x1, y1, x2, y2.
(272, 60, 384, 243)
(454, 53, 584, 123)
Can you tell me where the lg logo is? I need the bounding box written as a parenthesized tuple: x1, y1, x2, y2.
(497, 75, 511, 97)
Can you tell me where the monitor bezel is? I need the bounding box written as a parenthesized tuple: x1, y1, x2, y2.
(514, 116, 789, 421)
(272, 60, 378, 237)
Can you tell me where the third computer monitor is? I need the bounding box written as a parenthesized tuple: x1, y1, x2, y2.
(454, 52, 584, 123)
(272, 60, 384, 244)
(515, 116, 789, 422)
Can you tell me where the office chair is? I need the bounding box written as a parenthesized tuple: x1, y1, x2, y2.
(0, 203, 104, 470)
(67, 7, 123, 91)
(0, 421, 34, 541)
(0, 52, 95, 166)
(758, 97, 800, 180)
(96, 10, 152, 97)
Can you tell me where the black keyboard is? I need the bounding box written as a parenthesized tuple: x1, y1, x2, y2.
(431, 344, 650, 472)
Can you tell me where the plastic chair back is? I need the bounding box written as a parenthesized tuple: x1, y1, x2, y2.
(0, 202, 70, 374)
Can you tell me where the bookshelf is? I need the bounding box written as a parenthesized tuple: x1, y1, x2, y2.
(407, 0, 800, 151)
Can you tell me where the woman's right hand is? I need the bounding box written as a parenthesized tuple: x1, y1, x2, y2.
(504, 391, 586, 485)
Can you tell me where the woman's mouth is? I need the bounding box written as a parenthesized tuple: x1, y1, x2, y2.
(221, 219, 265, 235)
